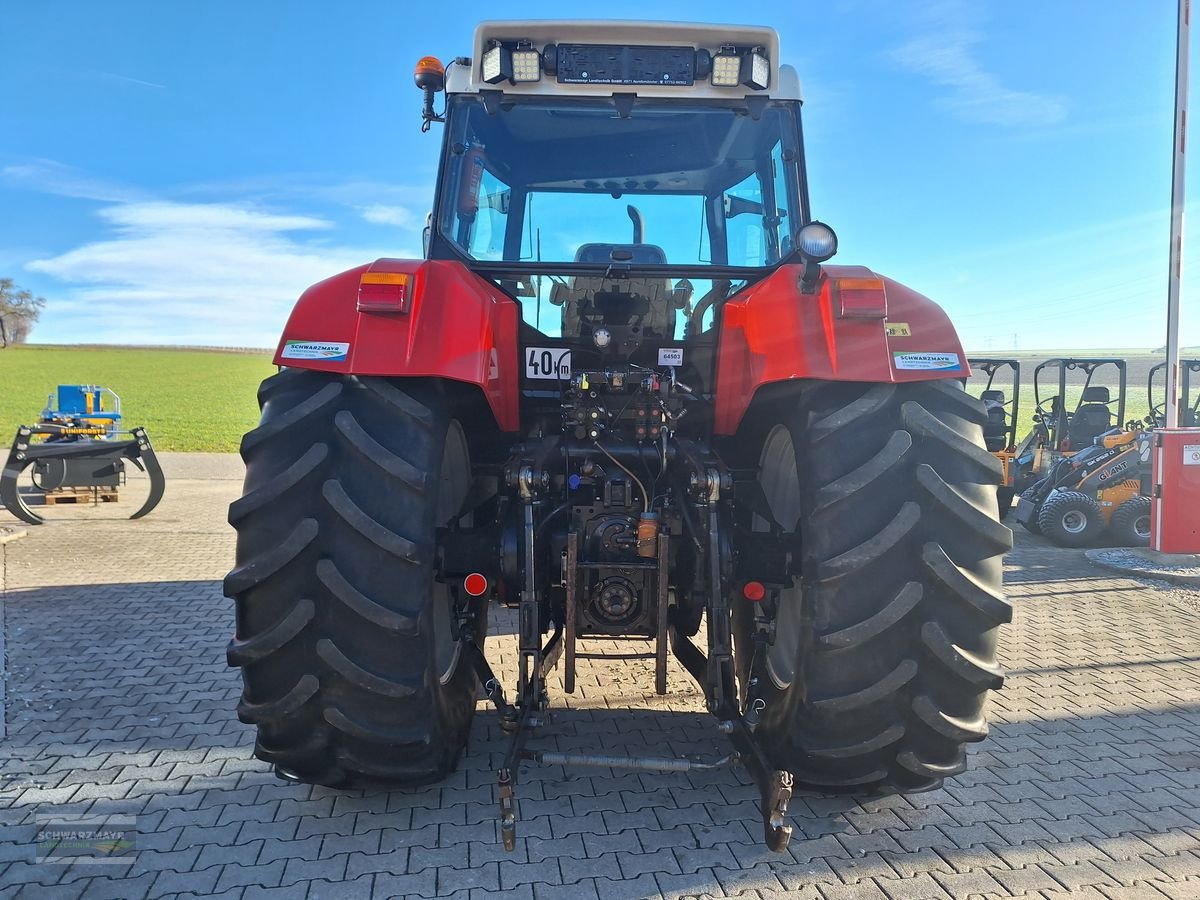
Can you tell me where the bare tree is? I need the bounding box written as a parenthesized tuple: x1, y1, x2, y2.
(0, 278, 47, 348)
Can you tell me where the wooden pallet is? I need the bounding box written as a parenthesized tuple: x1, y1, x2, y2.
(41, 488, 119, 505)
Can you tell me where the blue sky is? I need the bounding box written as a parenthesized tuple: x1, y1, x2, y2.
(0, 1, 1196, 350)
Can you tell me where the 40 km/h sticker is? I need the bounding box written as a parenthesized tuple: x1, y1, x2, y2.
(525, 347, 572, 380)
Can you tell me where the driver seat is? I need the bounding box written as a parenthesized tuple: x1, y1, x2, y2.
(1068, 386, 1113, 449)
(554, 243, 674, 339)
(980, 389, 1008, 451)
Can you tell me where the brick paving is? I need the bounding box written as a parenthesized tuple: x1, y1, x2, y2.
(2, 453, 1200, 898)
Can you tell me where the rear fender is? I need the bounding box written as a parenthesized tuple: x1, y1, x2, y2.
(714, 264, 968, 434)
(274, 260, 520, 431)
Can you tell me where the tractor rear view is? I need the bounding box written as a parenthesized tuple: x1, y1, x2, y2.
(224, 21, 1011, 851)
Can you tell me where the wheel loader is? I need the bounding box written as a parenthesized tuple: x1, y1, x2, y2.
(224, 21, 1012, 852)
(1148, 359, 1200, 427)
(1012, 425, 1152, 547)
(1008, 357, 1128, 505)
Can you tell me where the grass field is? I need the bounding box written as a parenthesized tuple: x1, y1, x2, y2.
(0, 345, 275, 453)
(2, 344, 1195, 455)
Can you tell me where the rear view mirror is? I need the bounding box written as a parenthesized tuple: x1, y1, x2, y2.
(724, 194, 764, 218)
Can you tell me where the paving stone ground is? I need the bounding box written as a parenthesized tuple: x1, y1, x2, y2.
(2, 453, 1200, 899)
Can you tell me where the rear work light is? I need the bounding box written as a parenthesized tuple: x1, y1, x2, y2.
(357, 272, 411, 313)
(482, 40, 542, 84)
(710, 45, 770, 90)
(711, 46, 742, 86)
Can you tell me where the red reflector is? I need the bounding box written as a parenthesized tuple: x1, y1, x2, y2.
(837, 277, 888, 318)
(358, 272, 410, 313)
(464, 573, 488, 597)
(743, 581, 766, 602)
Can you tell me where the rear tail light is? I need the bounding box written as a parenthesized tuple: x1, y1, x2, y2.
(358, 272, 411, 313)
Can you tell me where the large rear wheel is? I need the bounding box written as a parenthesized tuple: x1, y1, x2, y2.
(224, 369, 482, 787)
(740, 380, 1012, 793)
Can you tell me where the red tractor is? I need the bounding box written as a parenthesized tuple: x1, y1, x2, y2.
(225, 21, 1011, 852)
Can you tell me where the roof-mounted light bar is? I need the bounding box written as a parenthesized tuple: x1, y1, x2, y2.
(479, 37, 770, 90)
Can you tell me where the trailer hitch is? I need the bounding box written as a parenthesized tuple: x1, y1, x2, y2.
(1, 426, 165, 525)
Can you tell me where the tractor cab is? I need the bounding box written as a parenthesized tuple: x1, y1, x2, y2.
(1148, 359, 1200, 427)
(415, 21, 836, 421)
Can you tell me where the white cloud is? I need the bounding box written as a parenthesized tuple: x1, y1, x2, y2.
(1, 159, 144, 202)
(889, 5, 1066, 128)
(26, 200, 402, 346)
(359, 204, 419, 227)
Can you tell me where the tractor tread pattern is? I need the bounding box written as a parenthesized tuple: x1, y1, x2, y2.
(226, 598, 316, 667)
(323, 707, 430, 745)
(818, 502, 920, 582)
(236, 674, 320, 725)
(921, 542, 1013, 624)
(321, 479, 420, 562)
(334, 410, 426, 492)
(814, 431, 913, 512)
(911, 693, 988, 742)
(316, 559, 420, 634)
(225, 369, 478, 789)
(915, 464, 1014, 554)
(316, 639, 420, 698)
(816, 582, 923, 651)
(228, 444, 328, 525)
(921, 621, 1005, 689)
(240, 382, 343, 456)
(751, 380, 1009, 795)
(223, 518, 319, 596)
(811, 660, 919, 712)
(901, 401, 1004, 479)
(804, 724, 907, 760)
(898, 748, 967, 779)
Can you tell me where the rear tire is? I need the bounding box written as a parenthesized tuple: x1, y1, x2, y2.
(1110, 495, 1152, 547)
(1037, 490, 1105, 548)
(224, 369, 482, 787)
(741, 380, 1012, 793)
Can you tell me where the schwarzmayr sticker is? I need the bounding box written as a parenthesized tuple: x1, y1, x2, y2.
(893, 351, 962, 371)
(281, 341, 350, 362)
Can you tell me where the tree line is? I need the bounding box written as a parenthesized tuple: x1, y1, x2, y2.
(0, 279, 46, 347)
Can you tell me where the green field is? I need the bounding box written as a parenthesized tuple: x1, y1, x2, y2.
(0, 345, 276, 453)
(2, 345, 1195, 455)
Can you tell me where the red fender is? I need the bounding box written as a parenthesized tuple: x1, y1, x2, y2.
(713, 264, 968, 434)
(273, 259, 521, 432)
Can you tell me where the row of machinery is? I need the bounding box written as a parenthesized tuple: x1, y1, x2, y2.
(1, 385, 164, 525)
(969, 357, 1200, 547)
